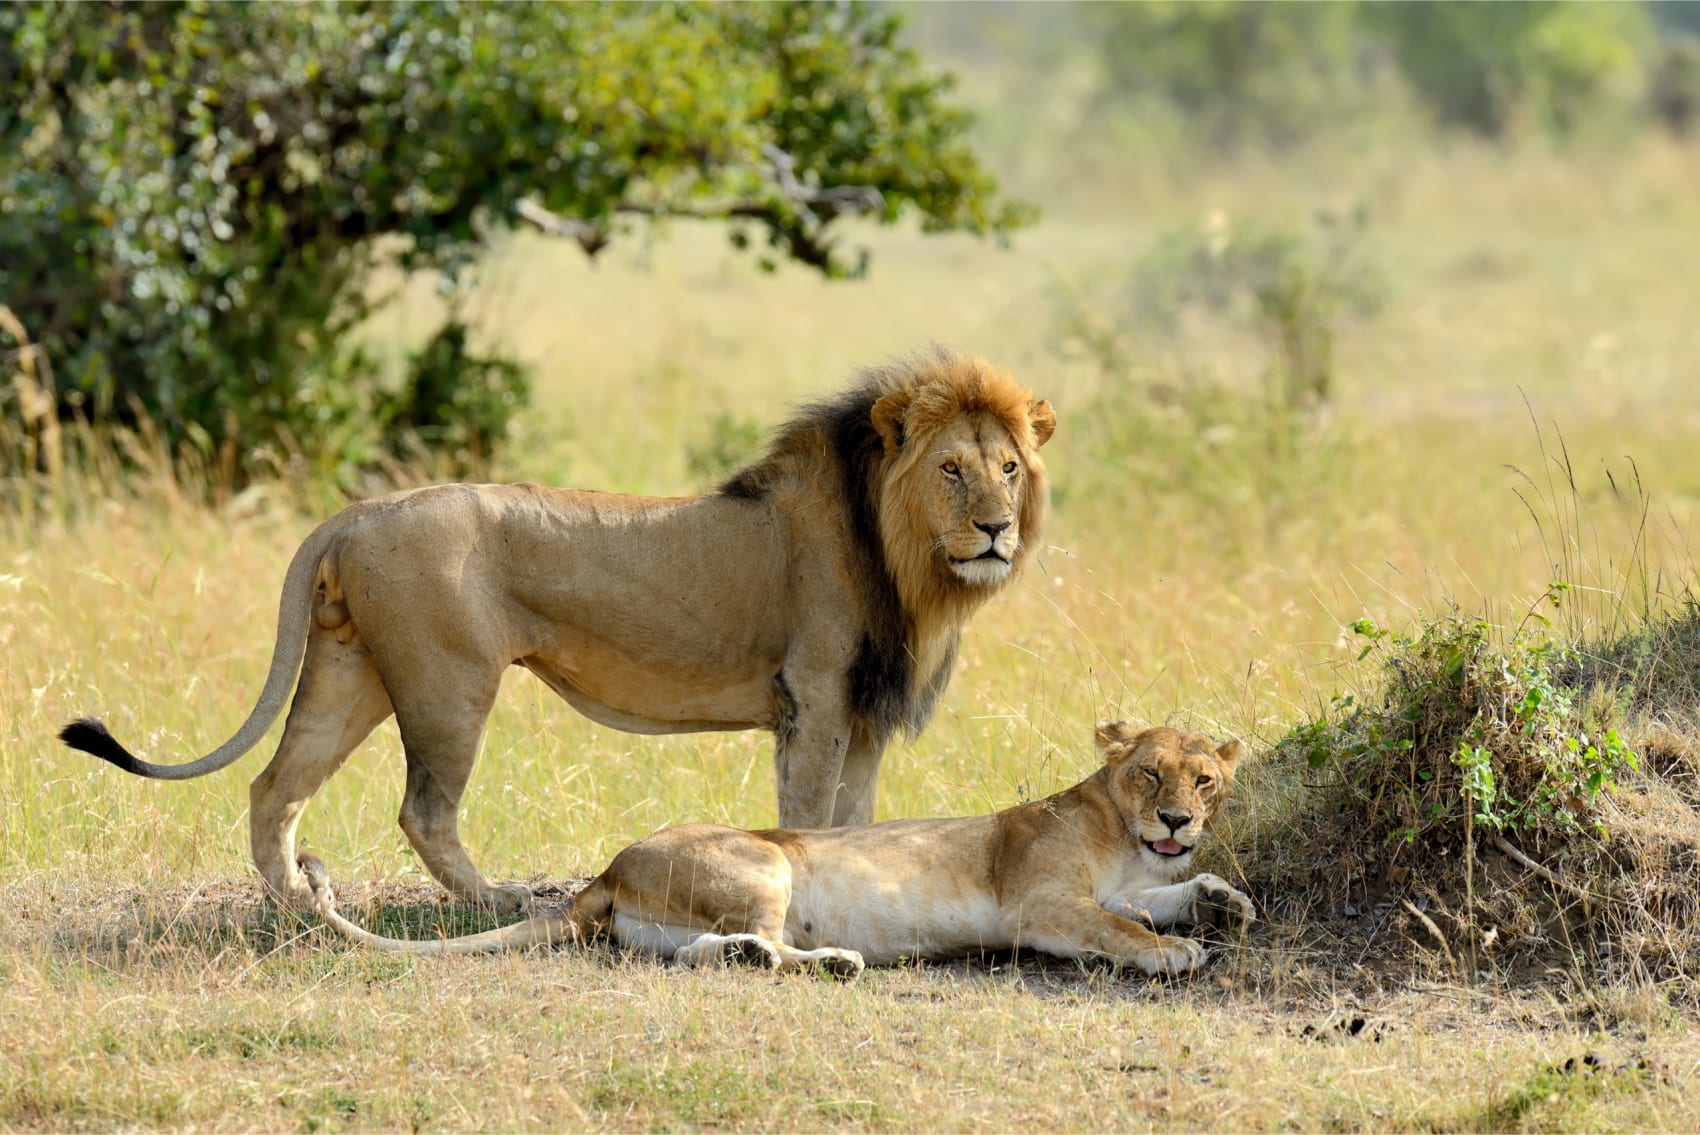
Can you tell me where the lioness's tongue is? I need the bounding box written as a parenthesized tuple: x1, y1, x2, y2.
(1151, 838, 1184, 856)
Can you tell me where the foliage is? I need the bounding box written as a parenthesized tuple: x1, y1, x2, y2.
(1650, 34, 1700, 134)
(1083, 1, 1366, 152)
(0, 0, 1029, 488)
(964, 1, 1657, 154)
(685, 411, 765, 484)
(1279, 597, 1639, 843)
(1132, 207, 1385, 408)
(1366, 1, 1652, 140)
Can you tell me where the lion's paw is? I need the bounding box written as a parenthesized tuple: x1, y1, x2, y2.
(721, 935, 784, 970)
(1192, 874, 1255, 932)
(1134, 934, 1206, 976)
(471, 883, 533, 917)
(814, 949, 865, 981)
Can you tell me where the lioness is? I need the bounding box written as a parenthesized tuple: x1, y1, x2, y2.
(302, 723, 1254, 977)
(60, 347, 1054, 914)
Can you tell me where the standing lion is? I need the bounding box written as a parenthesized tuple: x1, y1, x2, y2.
(62, 346, 1055, 913)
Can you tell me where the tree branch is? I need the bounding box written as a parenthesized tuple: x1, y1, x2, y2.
(515, 144, 884, 273)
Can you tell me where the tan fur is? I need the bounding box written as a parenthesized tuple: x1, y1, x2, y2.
(62, 347, 1054, 915)
(303, 724, 1253, 979)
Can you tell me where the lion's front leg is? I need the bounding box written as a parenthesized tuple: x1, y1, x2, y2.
(1015, 893, 1207, 976)
(1104, 873, 1255, 933)
(775, 707, 882, 829)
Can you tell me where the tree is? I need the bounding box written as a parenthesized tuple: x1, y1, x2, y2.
(0, 0, 1032, 484)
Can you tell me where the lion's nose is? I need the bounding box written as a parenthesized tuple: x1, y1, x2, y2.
(974, 520, 1010, 538)
(1158, 810, 1192, 833)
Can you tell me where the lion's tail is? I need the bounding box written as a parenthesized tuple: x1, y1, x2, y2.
(57, 516, 343, 781)
(299, 854, 611, 956)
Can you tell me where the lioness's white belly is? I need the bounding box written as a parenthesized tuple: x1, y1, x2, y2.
(780, 818, 1006, 965)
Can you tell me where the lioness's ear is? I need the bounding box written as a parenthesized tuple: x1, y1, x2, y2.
(1214, 738, 1243, 783)
(871, 390, 911, 454)
(1094, 719, 1141, 754)
(1028, 399, 1056, 447)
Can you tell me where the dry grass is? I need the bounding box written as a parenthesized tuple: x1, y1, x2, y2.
(4, 140, 1700, 1130)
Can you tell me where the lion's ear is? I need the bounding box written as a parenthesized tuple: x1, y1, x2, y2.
(1027, 399, 1056, 447)
(1214, 738, 1243, 782)
(871, 390, 912, 453)
(1094, 719, 1141, 755)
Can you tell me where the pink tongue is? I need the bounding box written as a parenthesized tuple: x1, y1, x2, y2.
(1151, 838, 1184, 856)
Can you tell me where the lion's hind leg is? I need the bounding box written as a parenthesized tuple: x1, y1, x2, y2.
(668, 934, 863, 979)
(250, 625, 394, 910)
(384, 659, 531, 915)
(600, 825, 831, 976)
(672, 932, 785, 970)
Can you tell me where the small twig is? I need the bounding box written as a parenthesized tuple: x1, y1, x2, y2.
(1492, 833, 1561, 885)
(1492, 833, 1597, 911)
(1401, 898, 1456, 970)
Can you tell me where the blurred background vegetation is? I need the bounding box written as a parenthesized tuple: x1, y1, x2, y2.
(5, 0, 1698, 492)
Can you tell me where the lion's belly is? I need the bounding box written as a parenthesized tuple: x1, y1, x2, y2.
(786, 875, 1005, 965)
(783, 836, 1006, 965)
(523, 653, 778, 734)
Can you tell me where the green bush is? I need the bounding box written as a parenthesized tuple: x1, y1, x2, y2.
(0, 0, 1029, 488)
(1650, 34, 1700, 135)
(1279, 599, 1638, 843)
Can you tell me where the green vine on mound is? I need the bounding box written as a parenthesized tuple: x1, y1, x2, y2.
(1281, 588, 1638, 846)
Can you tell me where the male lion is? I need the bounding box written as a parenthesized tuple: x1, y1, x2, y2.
(60, 347, 1055, 914)
(301, 723, 1254, 977)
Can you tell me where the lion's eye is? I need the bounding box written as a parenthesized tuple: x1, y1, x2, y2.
(1196, 775, 1213, 788)
(941, 460, 961, 477)
(1002, 460, 1018, 476)
(1143, 769, 1161, 785)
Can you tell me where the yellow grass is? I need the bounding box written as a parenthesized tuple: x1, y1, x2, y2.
(4, 140, 1700, 1130)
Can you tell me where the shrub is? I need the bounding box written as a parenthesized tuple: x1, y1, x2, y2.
(0, 1, 1029, 489)
(1280, 598, 1638, 845)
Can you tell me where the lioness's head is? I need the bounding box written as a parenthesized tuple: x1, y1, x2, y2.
(1096, 722, 1241, 870)
(869, 349, 1055, 595)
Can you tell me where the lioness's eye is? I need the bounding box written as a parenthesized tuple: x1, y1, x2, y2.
(1196, 775, 1213, 787)
(1002, 460, 1018, 476)
(941, 460, 961, 477)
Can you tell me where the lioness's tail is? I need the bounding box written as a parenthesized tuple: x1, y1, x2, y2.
(299, 854, 610, 955)
(58, 518, 343, 781)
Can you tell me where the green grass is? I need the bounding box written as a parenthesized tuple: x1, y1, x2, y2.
(5, 139, 1700, 1129)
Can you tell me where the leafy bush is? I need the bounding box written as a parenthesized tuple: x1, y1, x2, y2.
(1279, 597, 1638, 844)
(1650, 34, 1700, 135)
(1051, 1, 1656, 153)
(1364, 1, 1651, 140)
(0, 0, 1029, 488)
(1083, 1, 1367, 152)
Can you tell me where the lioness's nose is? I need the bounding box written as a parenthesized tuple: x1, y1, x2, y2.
(975, 520, 1010, 538)
(1158, 810, 1192, 832)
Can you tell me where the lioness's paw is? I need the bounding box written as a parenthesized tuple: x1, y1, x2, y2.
(1193, 874, 1256, 932)
(815, 949, 865, 981)
(1134, 934, 1206, 976)
(721, 936, 785, 970)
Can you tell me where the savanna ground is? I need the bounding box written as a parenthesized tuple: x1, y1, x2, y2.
(7, 124, 1700, 1132)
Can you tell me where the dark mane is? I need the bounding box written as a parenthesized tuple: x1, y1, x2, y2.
(717, 377, 922, 745)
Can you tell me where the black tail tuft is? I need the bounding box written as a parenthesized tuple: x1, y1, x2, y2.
(60, 717, 149, 776)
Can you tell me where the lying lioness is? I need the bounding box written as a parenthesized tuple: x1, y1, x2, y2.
(302, 723, 1253, 978)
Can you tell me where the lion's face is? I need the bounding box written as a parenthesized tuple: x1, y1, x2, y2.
(916, 412, 1032, 587)
(1097, 723, 1242, 869)
(871, 362, 1055, 597)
